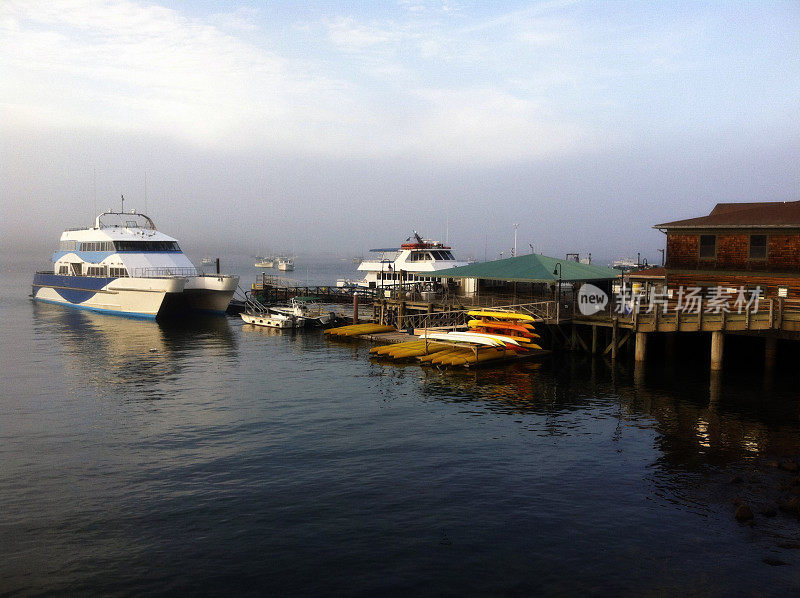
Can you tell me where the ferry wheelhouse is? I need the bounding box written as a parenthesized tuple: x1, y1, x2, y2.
(338, 232, 469, 290)
(32, 210, 239, 318)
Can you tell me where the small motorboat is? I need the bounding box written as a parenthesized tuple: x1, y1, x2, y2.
(240, 310, 296, 329)
(269, 297, 334, 327)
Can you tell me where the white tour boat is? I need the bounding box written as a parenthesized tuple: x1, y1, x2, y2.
(32, 209, 239, 319)
(337, 232, 468, 290)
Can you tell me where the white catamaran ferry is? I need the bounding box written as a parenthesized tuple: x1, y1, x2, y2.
(32, 209, 239, 318)
(338, 232, 468, 290)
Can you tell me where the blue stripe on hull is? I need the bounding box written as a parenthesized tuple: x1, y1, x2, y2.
(32, 296, 157, 320)
(33, 273, 118, 304)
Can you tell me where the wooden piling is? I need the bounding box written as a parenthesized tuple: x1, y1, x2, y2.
(635, 332, 647, 362)
(710, 330, 724, 371)
(611, 317, 618, 361)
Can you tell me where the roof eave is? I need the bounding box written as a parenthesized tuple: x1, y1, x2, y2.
(654, 224, 800, 230)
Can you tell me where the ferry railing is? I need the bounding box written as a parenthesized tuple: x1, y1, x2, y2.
(127, 267, 199, 278)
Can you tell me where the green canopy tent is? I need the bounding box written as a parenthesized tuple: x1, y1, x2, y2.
(432, 253, 621, 283)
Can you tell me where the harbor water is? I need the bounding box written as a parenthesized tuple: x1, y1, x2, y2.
(2, 258, 800, 596)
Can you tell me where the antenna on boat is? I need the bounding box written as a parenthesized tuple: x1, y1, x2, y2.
(121, 194, 125, 213)
(144, 171, 147, 215)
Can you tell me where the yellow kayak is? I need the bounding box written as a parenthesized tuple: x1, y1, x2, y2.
(419, 349, 466, 364)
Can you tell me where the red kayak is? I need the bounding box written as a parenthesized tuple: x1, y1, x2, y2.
(469, 320, 540, 339)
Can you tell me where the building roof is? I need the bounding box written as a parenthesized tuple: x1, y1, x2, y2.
(432, 253, 621, 283)
(654, 201, 800, 229)
(627, 266, 666, 280)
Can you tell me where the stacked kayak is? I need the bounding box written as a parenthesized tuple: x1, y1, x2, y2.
(371, 310, 544, 368)
(465, 310, 542, 351)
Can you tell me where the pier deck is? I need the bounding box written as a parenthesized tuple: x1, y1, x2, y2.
(562, 298, 800, 371)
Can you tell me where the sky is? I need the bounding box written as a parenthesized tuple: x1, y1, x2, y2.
(2, 0, 799, 264)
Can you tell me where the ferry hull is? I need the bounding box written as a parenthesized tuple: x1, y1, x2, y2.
(162, 276, 239, 314)
(32, 273, 239, 318)
(32, 273, 183, 318)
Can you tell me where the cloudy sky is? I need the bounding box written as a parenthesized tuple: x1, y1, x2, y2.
(2, 0, 798, 263)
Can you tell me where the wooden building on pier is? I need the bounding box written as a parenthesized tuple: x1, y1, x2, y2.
(655, 200, 800, 299)
(568, 200, 800, 372)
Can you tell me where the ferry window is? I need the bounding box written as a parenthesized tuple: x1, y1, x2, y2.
(444, 252, 454, 260)
(749, 235, 767, 259)
(112, 241, 180, 252)
(409, 253, 417, 262)
(424, 253, 433, 260)
(699, 235, 716, 259)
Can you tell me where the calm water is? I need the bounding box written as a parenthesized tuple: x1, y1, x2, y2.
(2, 259, 800, 596)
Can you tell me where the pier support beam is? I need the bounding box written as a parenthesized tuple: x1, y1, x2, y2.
(710, 331, 724, 371)
(591, 326, 598, 355)
(634, 332, 647, 362)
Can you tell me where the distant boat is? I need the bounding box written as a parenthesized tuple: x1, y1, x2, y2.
(255, 256, 275, 268)
(612, 258, 639, 271)
(201, 257, 215, 265)
(277, 257, 294, 271)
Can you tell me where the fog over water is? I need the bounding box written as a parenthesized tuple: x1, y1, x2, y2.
(2, 1, 799, 264)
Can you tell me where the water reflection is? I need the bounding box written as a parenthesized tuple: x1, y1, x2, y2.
(31, 302, 237, 395)
(417, 355, 800, 464)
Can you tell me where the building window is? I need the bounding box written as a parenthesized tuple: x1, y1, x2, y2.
(699, 235, 716, 259)
(749, 235, 767, 259)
